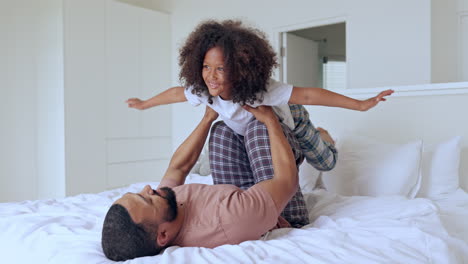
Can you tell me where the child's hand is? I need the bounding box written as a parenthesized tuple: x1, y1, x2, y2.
(359, 89, 394, 111)
(242, 105, 278, 125)
(126, 98, 146, 110)
(203, 106, 219, 122)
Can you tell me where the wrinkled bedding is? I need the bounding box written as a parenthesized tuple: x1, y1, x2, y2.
(1, 174, 467, 264)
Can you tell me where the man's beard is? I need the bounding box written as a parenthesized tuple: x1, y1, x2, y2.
(156, 187, 178, 222)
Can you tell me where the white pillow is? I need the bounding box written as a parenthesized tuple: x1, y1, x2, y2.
(198, 149, 211, 176)
(190, 144, 211, 176)
(417, 136, 461, 198)
(322, 136, 423, 198)
(299, 161, 321, 193)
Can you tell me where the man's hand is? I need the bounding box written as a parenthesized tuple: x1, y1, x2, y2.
(316, 127, 335, 145)
(126, 98, 146, 110)
(359, 89, 394, 111)
(242, 105, 278, 125)
(161, 106, 217, 187)
(245, 104, 299, 214)
(203, 106, 219, 122)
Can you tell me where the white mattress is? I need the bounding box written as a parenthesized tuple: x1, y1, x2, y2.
(1, 174, 467, 264)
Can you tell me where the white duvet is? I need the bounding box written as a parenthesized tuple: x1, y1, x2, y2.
(1, 174, 467, 264)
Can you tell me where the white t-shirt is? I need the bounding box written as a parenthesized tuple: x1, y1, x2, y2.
(184, 79, 295, 135)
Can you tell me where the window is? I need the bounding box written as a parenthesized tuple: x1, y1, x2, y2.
(323, 60, 346, 90)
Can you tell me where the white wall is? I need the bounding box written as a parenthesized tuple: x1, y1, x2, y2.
(303, 85, 468, 191)
(2, 0, 467, 202)
(169, 0, 432, 150)
(115, 0, 172, 13)
(346, 0, 431, 88)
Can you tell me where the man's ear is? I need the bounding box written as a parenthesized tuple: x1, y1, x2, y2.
(156, 223, 170, 247)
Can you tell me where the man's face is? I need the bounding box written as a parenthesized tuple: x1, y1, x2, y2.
(115, 185, 177, 225)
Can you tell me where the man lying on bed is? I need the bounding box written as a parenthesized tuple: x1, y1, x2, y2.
(101, 105, 334, 261)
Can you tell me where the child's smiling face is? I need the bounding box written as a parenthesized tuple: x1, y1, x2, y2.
(202, 46, 232, 100)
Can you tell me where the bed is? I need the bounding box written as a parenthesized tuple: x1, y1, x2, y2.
(1, 150, 468, 264)
(2, 86, 468, 263)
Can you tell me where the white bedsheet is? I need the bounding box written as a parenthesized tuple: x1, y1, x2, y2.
(1, 174, 467, 264)
(431, 189, 468, 243)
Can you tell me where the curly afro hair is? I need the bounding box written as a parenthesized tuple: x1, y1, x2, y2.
(178, 19, 278, 105)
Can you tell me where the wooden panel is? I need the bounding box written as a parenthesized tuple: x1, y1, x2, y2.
(106, 137, 171, 163)
(36, 0, 65, 200)
(64, 0, 108, 196)
(106, 0, 141, 139)
(140, 9, 172, 138)
(102, 2, 172, 190)
(107, 159, 170, 189)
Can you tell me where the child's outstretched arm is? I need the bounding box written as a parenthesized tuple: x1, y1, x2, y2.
(126, 86, 187, 110)
(288, 87, 394, 111)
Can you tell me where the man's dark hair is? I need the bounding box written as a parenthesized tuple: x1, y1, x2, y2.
(101, 204, 162, 261)
(179, 19, 278, 105)
(101, 187, 178, 261)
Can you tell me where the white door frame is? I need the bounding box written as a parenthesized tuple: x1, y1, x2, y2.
(459, 11, 468, 81)
(272, 16, 348, 84)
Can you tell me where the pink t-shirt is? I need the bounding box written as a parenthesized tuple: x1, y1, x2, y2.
(159, 180, 288, 248)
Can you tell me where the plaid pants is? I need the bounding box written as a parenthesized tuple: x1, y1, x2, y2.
(289, 104, 337, 171)
(209, 119, 309, 227)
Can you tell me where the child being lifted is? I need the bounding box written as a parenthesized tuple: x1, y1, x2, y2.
(126, 19, 393, 177)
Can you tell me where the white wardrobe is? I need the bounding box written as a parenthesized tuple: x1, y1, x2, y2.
(0, 0, 171, 202)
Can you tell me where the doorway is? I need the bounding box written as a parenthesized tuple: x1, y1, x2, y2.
(277, 20, 346, 90)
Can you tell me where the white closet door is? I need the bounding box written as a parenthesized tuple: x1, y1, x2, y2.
(282, 33, 320, 87)
(105, 0, 171, 189)
(461, 14, 468, 81)
(0, 0, 38, 202)
(64, 0, 172, 195)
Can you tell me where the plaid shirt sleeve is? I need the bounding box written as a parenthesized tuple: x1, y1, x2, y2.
(288, 104, 337, 171)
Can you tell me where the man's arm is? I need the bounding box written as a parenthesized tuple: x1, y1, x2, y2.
(288, 87, 393, 111)
(160, 106, 218, 187)
(126, 86, 187, 110)
(242, 105, 299, 213)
